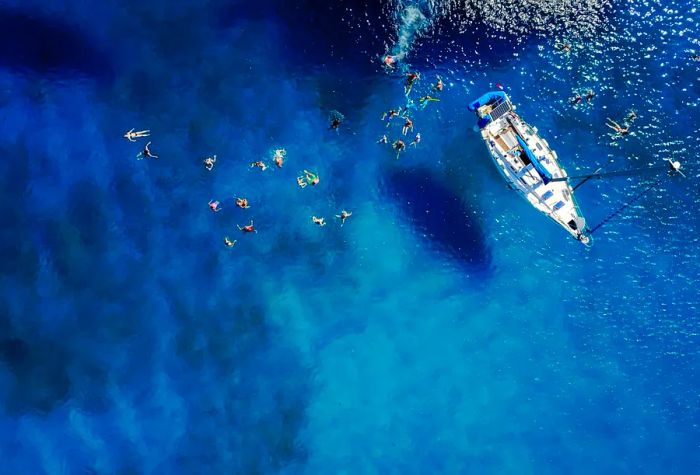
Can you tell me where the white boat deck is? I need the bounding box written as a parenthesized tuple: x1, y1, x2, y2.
(478, 105, 589, 243)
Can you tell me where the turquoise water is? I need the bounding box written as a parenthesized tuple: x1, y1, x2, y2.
(1, 0, 699, 473)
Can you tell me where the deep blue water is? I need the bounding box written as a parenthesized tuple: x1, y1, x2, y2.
(1, 0, 700, 473)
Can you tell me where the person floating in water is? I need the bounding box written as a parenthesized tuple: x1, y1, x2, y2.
(605, 118, 630, 136)
(136, 141, 158, 160)
(690, 54, 700, 62)
(418, 95, 440, 109)
(124, 128, 150, 142)
(410, 133, 421, 147)
(329, 111, 344, 131)
(569, 93, 583, 105)
(404, 71, 420, 95)
(382, 109, 401, 127)
(335, 209, 352, 226)
(235, 197, 250, 209)
(434, 76, 444, 92)
(297, 170, 320, 188)
(237, 220, 257, 233)
(203, 155, 217, 171)
(250, 160, 268, 171)
(224, 237, 237, 247)
(393, 139, 405, 159)
(626, 110, 637, 122)
(383, 54, 397, 68)
(585, 89, 596, 102)
(312, 216, 326, 227)
(208, 200, 222, 212)
(555, 41, 572, 53)
(402, 117, 413, 135)
(273, 148, 286, 168)
(377, 134, 389, 144)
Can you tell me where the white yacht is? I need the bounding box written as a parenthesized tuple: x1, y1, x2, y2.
(468, 91, 591, 245)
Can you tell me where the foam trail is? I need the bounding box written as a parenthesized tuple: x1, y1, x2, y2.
(385, 3, 429, 66)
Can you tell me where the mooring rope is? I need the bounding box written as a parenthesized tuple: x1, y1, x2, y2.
(589, 176, 666, 234)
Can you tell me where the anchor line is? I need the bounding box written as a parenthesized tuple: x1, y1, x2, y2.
(588, 176, 666, 234)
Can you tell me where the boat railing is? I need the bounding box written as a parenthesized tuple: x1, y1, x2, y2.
(489, 98, 513, 121)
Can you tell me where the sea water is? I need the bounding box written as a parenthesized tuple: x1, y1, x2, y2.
(0, 0, 699, 473)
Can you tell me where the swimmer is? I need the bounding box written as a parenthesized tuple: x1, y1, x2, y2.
(235, 197, 250, 209)
(569, 94, 583, 105)
(585, 89, 596, 102)
(377, 134, 389, 144)
(273, 148, 286, 168)
(605, 118, 630, 136)
(124, 128, 150, 142)
(208, 200, 222, 212)
(402, 117, 413, 135)
(382, 109, 401, 126)
(329, 111, 344, 131)
(297, 170, 319, 188)
(203, 154, 217, 171)
(691, 54, 700, 62)
(410, 133, 421, 147)
(555, 42, 571, 53)
(237, 220, 257, 233)
(136, 141, 158, 160)
(434, 76, 444, 92)
(404, 71, 420, 95)
(393, 139, 405, 159)
(312, 216, 326, 227)
(626, 110, 637, 122)
(304, 170, 320, 186)
(418, 95, 440, 109)
(224, 237, 237, 247)
(383, 54, 397, 68)
(335, 209, 352, 226)
(250, 160, 268, 171)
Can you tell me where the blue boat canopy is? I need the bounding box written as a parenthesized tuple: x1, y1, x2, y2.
(517, 135, 552, 185)
(468, 91, 508, 112)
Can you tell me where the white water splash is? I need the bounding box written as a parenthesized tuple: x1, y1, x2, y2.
(384, 0, 613, 63)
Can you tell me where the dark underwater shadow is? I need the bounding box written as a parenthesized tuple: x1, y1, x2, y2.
(384, 167, 492, 274)
(0, 8, 113, 81)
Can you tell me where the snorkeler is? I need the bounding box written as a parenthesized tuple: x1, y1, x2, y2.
(124, 128, 150, 142)
(312, 216, 326, 227)
(691, 54, 700, 62)
(434, 76, 444, 92)
(235, 197, 250, 209)
(585, 89, 596, 102)
(404, 71, 420, 95)
(393, 139, 405, 158)
(224, 237, 237, 247)
(136, 141, 158, 160)
(329, 111, 344, 131)
(402, 117, 413, 135)
(418, 95, 440, 109)
(570, 93, 583, 105)
(626, 110, 637, 122)
(382, 109, 401, 126)
(605, 118, 630, 136)
(297, 170, 319, 188)
(377, 134, 389, 144)
(335, 209, 352, 226)
(273, 148, 286, 168)
(208, 200, 222, 212)
(250, 160, 268, 171)
(410, 133, 421, 147)
(203, 155, 217, 171)
(237, 220, 257, 233)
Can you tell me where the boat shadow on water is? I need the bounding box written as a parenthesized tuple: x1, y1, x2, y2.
(384, 167, 492, 275)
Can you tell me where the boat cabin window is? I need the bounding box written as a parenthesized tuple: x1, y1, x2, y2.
(536, 143, 543, 151)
